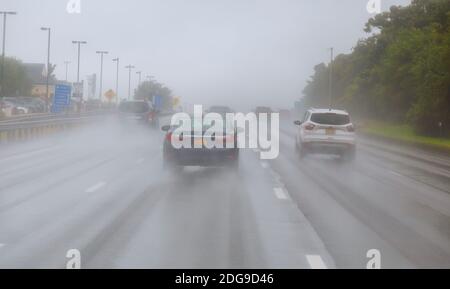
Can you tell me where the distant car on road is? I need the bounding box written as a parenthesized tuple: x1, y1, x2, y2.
(294, 108, 356, 161)
(0, 99, 15, 117)
(278, 109, 291, 120)
(255, 106, 273, 116)
(206, 105, 234, 116)
(118, 100, 153, 126)
(1, 97, 31, 115)
(162, 114, 239, 170)
(85, 99, 103, 111)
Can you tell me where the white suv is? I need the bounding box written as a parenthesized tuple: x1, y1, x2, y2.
(294, 108, 356, 161)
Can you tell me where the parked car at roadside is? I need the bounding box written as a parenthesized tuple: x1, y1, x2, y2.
(0, 99, 15, 117)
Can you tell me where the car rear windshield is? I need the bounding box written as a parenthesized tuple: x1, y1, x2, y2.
(209, 106, 232, 113)
(310, 113, 350, 125)
(119, 102, 150, 113)
(256, 107, 272, 113)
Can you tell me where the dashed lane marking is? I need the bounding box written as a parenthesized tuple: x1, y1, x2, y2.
(85, 182, 106, 193)
(273, 187, 289, 200)
(306, 255, 327, 269)
(389, 170, 405, 178)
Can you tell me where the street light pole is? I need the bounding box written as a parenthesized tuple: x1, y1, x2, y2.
(329, 47, 334, 108)
(72, 41, 86, 112)
(41, 27, 51, 104)
(72, 41, 87, 83)
(125, 65, 134, 100)
(96, 51, 108, 100)
(136, 71, 142, 86)
(0, 11, 17, 96)
(113, 57, 120, 103)
(112, 58, 119, 101)
(64, 61, 70, 82)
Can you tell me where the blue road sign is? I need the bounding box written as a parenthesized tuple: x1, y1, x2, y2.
(153, 95, 163, 110)
(52, 84, 72, 113)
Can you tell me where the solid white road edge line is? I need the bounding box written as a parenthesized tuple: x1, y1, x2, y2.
(306, 255, 327, 269)
(85, 182, 106, 193)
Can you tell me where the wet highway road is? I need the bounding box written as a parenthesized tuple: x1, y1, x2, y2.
(0, 120, 449, 268)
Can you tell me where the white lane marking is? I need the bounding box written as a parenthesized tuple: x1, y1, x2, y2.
(0, 146, 61, 162)
(273, 187, 289, 200)
(136, 158, 145, 164)
(389, 170, 404, 178)
(260, 162, 269, 169)
(306, 255, 327, 269)
(85, 182, 106, 193)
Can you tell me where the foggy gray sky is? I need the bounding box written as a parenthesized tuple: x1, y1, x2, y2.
(2, 0, 410, 110)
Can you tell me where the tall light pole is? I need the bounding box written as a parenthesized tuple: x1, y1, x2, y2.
(72, 41, 86, 111)
(96, 50, 108, 100)
(136, 71, 142, 86)
(125, 65, 134, 100)
(329, 47, 334, 108)
(112, 58, 119, 101)
(72, 40, 87, 83)
(64, 61, 70, 82)
(0, 11, 17, 96)
(41, 27, 51, 103)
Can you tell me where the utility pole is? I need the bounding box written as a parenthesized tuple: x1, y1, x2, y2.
(125, 65, 135, 100)
(72, 41, 87, 83)
(0, 11, 17, 96)
(64, 61, 70, 82)
(72, 41, 86, 112)
(41, 27, 51, 104)
(329, 47, 334, 108)
(112, 58, 119, 102)
(96, 51, 108, 100)
(136, 71, 142, 86)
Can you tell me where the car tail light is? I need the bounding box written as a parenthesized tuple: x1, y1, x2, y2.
(347, 125, 355, 132)
(304, 123, 315, 131)
(166, 132, 173, 142)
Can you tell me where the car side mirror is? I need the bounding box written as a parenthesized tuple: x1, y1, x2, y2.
(294, 120, 302, 126)
(161, 125, 171, 132)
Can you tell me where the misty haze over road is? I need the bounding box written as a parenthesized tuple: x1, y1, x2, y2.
(1, 0, 410, 110)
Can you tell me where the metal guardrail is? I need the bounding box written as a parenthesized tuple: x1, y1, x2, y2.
(0, 109, 175, 144)
(0, 111, 111, 144)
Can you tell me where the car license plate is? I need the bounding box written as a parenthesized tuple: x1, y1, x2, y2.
(325, 128, 335, 135)
(194, 138, 204, 146)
